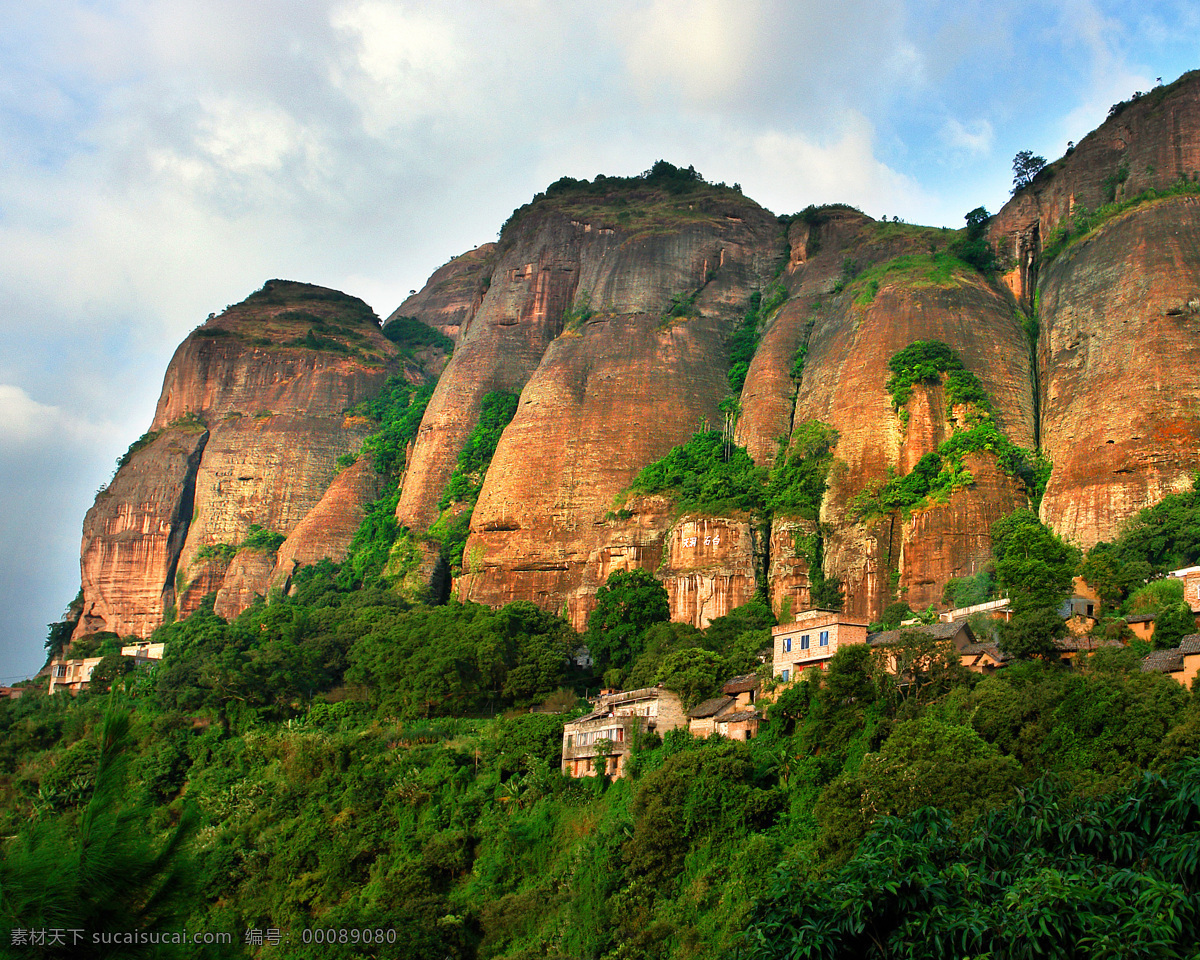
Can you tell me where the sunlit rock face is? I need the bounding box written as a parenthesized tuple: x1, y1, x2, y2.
(76, 281, 396, 637)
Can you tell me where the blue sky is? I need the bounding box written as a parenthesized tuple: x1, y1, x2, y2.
(0, 0, 1197, 681)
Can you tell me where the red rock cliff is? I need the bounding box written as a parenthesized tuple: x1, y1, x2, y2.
(76, 281, 397, 637)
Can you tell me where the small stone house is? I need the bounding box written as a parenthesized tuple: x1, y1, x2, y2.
(1141, 633, 1200, 688)
(687, 674, 763, 739)
(772, 609, 869, 681)
(867, 621, 977, 676)
(561, 686, 687, 779)
(958, 640, 1008, 674)
(1125, 613, 1156, 643)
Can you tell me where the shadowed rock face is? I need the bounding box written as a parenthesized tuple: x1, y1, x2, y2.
(76, 281, 397, 637)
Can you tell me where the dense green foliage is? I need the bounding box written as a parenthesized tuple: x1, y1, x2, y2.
(383, 315, 455, 355)
(351, 377, 435, 478)
(743, 759, 1200, 959)
(4, 581, 1199, 958)
(438, 393, 520, 510)
(1076, 474, 1200, 620)
(333, 377, 435, 590)
(950, 205, 997, 272)
(428, 391, 520, 577)
(627, 430, 767, 515)
(586, 569, 671, 672)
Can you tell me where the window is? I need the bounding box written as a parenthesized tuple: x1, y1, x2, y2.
(801, 634, 810, 650)
(819, 630, 829, 647)
(566, 735, 574, 748)
(784, 637, 791, 652)
(781, 669, 790, 682)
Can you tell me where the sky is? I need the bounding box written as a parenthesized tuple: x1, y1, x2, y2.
(0, 0, 1197, 681)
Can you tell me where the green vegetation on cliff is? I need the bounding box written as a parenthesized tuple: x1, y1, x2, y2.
(855, 341, 1049, 520)
(499, 160, 756, 242)
(1041, 177, 1200, 262)
(431, 391, 520, 577)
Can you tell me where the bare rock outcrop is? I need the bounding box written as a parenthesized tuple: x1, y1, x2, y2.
(436, 182, 780, 624)
(1036, 196, 1200, 548)
(76, 281, 397, 637)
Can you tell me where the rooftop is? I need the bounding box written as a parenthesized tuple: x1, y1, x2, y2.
(1142, 649, 1185, 673)
(689, 696, 735, 719)
(868, 621, 975, 647)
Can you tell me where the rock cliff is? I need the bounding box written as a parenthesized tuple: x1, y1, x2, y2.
(71, 72, 1200, 637)
(76, 281, 397, 637)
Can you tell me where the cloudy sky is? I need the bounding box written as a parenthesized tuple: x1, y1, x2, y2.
(0, 0, 1196, 680)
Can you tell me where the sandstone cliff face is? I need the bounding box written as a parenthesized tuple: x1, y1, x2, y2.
(1036, 195, 1200, 548)
(76, 426, 207, 638)
(77, 76, 1200, 638)
(733, 209, 1037, 621)
(429, 183, 780, 627)
(898, 453, 1028, 609)
(76, 281, 397, 637)
(385, 243, 495, 343)
(990, 71, 1200, 306)
(269, 457, 383, 596)
(660, 516, 760, 629)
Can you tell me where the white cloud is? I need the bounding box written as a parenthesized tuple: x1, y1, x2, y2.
(329, 2, 467, 136)
(941, 117, 994, 156)
(621, 0, 765, 104)
(742, 115, 930, 219)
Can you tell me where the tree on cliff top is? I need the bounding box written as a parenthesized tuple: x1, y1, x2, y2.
(1011, 150, 1047, 192)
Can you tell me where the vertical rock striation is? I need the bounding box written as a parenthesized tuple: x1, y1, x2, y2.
(76, 281, 398, 637)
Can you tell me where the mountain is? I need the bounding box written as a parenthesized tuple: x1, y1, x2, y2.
(71, 75, 1200, 639)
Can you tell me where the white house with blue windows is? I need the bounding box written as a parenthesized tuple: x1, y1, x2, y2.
(771, 608, 870, 682)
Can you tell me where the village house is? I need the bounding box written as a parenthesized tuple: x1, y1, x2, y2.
(868, 621, 977, 675)
(48, 642, 166, 695)
(958, 640, 1008, 673)
(1168, 566, 1200, 614)
(48, 656, 106, 695)
(1125, 613, 1157, 644)
(1141, 634, 1200, 688)
(686, 674, 762, 740)
(772, 609, 869, 681)
(561, 686, 687, 779)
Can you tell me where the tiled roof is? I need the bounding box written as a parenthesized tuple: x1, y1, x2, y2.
(718, 710, 759, 723)
(722, 673, 760, 694)
(1142, 649, 1185, 673)
(960, 641, 1008, 660)
(1053, 637, 1125, 652)
(868, 621, 974, 646)
(688, 696, 735, 719)
(1125, 613, 1156, 624)
(1179, 634, 1200, 655)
